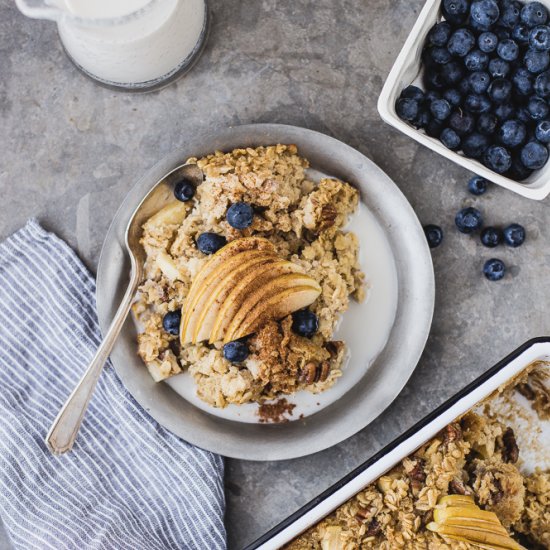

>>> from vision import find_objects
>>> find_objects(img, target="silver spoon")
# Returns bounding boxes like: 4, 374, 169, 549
46, 163, 203, 454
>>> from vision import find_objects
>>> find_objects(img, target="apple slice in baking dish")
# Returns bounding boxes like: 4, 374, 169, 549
224, 284, 321, 343
208, 259, 305, 344
144, 201, 189, 226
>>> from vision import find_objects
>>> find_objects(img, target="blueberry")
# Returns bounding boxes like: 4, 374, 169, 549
459, 79, 471, 95
483, 258, 506, 281
440, 127, 461, 149
401, 85, 425, 102
497, 38, 520, 61
483, 144, 513, 172
478, 31, 499, 52
463, 132, 490, 157
469, 71, 491, 94
534, 70, 550, 96
226, 202, 254, 229
512, 67, 534, 95
196, 232, 227, 254
520, 2, 548, 27
512, 23, 531, 43
428, 21, 453, 46
443, 0, 470, 23
465, 49, 490, 71
430, 46, 453, 64
426, 118, 445, 137
488, 78, 513, 103
174, 178, 196, 202
449, 110, 476, 135
223, 340, 249, 363
520, 140, 549, 168
535, 119, 550, 141
423, 224, 444, 248
413, 107, 431, 129
517, 106, 532, 122
396, 97, 419, 121
162, 310, 181, 336
441, 60, 465, 85
524, 49, 550, 73
503, 223, 526, 246
470, 0, 500, 29
468, 175, 489, 194
455, 207, 483, 233
498, 119, 527, 147
527, 95, 550, 119
424, 70, 446, 90
529, 24, 550, 51
489, 58, 511, 78
508, 156, 534, 179
495, 102, 516, 120
291, 309, 319, 338
430, 98, 452, 120
477, 113, 499, 135
498, 1, 521, 28
481, 227, 503, 247
448, 28, 476, 57
465, 93, 492, 113
443, 88, 463, 106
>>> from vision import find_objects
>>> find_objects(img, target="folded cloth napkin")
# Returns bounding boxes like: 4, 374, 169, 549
0, 220, 226, 550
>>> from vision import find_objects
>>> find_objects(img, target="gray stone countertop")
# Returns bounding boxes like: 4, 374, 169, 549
1, 0, 549, 548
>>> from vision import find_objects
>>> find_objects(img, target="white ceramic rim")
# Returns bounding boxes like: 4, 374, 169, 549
96, 123, 435, 461
377, 0, 550, 201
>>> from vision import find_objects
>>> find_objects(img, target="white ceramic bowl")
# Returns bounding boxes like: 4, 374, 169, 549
378, 0, 550, 201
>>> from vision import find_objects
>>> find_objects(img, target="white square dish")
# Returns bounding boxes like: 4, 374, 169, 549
377, 0, 550, 201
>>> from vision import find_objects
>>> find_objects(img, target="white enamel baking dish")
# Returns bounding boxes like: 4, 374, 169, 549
247, 337, 550, 549
377, 0, 550, 201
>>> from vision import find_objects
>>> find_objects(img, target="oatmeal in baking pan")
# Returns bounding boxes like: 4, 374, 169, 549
133, 144, 365, 408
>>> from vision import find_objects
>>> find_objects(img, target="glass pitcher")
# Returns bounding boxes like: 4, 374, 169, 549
16, 0, 209, 92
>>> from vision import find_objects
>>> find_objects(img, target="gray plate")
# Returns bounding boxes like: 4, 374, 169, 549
96, 124, 435, 461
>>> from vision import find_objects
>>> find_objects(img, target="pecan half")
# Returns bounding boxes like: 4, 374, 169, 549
300, 362, 318, 385
325, 340, 344, 358
449, 478, 472, 496
408, 457, 426, 482
318, 361, 331, 382
365, 518, 381, 537
501, 427, 519, 464
319, 204, 338, 231
442, 423, 462, 444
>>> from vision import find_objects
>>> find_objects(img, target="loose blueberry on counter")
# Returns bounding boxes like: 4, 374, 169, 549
470, 0, 500, 30
162, 310, 181, 336
465, 49, 490, 71
479, 31, 498, 53
497, 38, 520, 61
521, 2, 548, 27
196, 232, 227, 255
535, 119, 550, 141
520, 139, 549, 168
469, 71, 491, 94
477, 112, 499, 135
463, 133, 490, 158
503, 223, 526, 246
468, 175, 489, 195
483, 258, 506, 281
489, 57, 511, 78
483, 144, 513, 172
226, 202, 254, 230
428, 21, 452, 47
441, 127, 462, 149
423, 224, 444, 248
480, 227, 503, 247
396, 98, 419, 121
448, 28, 476, 57
430, 99, 452, 120
401, 85, 425, 102
455, 207, 483, 233
223, 340, 249, 363
291, 309, 319, 338
174, 178, 196, 202
524, 49, 550, 73
512, 67, 534, 95
498, 119, 527, 147
527, 95, 550, 119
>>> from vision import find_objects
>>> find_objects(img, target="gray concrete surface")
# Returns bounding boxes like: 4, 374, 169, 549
1, 0, 549, 548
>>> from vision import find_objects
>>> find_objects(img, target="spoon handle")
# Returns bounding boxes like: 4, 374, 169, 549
46, 268, 140, 454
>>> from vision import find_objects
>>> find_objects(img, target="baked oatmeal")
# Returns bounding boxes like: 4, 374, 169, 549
287, 363, 550, 550
133, 145, 365, 408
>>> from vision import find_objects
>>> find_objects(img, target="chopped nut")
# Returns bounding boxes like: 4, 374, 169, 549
365, 518, 381, 537
442, 423, 462, 444
301, 362, 318, 385
326, 340, 345, 357
449, 478, 472, 496
319, 204, 338, 231
407, 457, 426, 482
501, 428, 519, 464
319, 361, 331, 382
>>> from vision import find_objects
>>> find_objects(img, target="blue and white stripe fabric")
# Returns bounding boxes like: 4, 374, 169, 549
0, 220, 226, 550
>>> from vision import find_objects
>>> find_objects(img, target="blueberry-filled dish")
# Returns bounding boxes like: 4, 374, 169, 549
395, 0, 550, 181
132, 145, 365, 408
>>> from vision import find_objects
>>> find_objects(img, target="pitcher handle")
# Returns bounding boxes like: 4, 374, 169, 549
15, 0, 64, 21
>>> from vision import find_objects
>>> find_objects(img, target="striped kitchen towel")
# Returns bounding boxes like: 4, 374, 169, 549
0, 220, 226, 550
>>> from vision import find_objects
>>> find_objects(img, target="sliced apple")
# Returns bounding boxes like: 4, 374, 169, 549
156, 250, 185, 281
209, 260, 305, 343
438, 495, 476, 508
225, 284, 321, 342
145, 201, 189, 226
426, 523, 521, 549
192, 254, 279, 343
